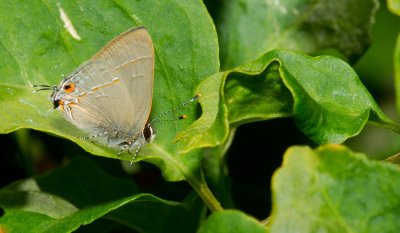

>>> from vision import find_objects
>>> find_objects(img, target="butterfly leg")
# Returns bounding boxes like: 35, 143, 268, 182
129, 142, 143, 165
124, 139, 144, 165
118, 142, 131, 156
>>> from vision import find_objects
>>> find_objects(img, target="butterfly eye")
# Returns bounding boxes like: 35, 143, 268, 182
63, 83, 75, 93
53, 99, 61, 109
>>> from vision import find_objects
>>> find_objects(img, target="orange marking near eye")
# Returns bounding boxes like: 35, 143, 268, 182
59, 100, 65, 112
64, 83, 75, 93
67, 102, 76, 106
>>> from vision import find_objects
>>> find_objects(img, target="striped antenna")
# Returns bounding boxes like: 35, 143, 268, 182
150, 94, 201, 125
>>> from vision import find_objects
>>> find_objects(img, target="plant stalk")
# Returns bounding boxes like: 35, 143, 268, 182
186, 176, 223, 212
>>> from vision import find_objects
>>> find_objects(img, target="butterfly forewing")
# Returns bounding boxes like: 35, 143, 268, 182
61, 27, 154, 145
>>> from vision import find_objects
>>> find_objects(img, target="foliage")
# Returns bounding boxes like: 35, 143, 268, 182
1, 0, 400, 232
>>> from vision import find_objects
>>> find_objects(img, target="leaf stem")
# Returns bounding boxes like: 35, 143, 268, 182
368, 120, 400, 134
186, 175, 223, 212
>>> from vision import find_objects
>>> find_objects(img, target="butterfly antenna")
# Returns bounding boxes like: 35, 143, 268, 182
150, 94, 201, 125
152, 115, 188, 123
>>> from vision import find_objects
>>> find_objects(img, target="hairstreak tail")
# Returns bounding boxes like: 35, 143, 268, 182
33, 26, 200, 164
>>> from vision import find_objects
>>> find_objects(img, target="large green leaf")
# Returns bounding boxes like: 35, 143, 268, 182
0, 157, 206, 233
270, 144, 400, 232
216, 0, 379, 70
388, 0, 400, 15
0, 0, 219, 185
395, 34, 400, 125
178, 50, 400, 150
197, 210, 269, 233
389, 1, 400, 137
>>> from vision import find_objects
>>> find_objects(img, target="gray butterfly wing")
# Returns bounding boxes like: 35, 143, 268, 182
59, 27, 154, 145
90, 27, 154, 138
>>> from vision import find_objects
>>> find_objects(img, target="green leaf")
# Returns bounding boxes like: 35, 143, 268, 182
395, 34, 400, 118
197, 210, 269, 233
0, 157, 206, 233
0, 0, 219, 185
388, 0, 400, 15
271, 144, 400, 232
178, 50, 400, 150
215, 0, 379, 70
175, 72, 230, 152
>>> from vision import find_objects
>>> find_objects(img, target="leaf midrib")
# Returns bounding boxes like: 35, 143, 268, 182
313, 165, 356, 233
